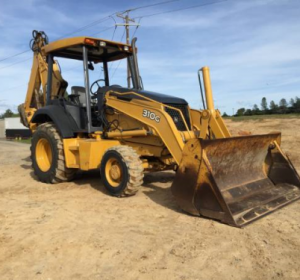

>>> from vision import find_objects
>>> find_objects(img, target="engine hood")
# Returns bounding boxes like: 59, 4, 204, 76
106, 86, 188, 105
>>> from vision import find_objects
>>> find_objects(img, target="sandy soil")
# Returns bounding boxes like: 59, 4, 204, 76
0, 119, 300, 280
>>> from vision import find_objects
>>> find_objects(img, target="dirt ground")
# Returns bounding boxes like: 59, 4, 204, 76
0, 118, 300, 280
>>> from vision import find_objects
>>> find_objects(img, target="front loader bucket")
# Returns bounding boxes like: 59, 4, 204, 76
171, 133, 300, 227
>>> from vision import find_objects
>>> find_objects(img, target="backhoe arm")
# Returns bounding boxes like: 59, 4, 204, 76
19, 31, 68, 129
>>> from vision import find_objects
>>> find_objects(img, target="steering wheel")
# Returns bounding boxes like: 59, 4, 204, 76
90, 79, 105, 96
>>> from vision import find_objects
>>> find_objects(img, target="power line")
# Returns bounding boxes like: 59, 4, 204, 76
0, 0, 185, 64
0, 50, 29, 63
0, 63, 89, 96
121, 0, 182, 12
111, 27, 117, 41
110, 30, 126, 81
0, 64, 89, 96
133, 0, 227, 19
89, 26, 115, 37
0, 17, 114, 63
0, 26, 116, 71
110, 56, 124, 81
0, 58, 31, 70
60, 16, 114, 38
0, 27, 120, 94
0, 0, 227, 73
0, 83, 27, 95
110, 0, 228, 83
108, 28, 126, 75
110, 16, 118, 41
131, 18, 142, 39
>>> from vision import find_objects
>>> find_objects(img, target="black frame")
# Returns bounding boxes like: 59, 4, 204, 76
46, 54, 53, 105
82, 46, 93, 133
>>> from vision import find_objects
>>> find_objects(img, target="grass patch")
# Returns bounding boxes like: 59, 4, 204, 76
14, 138, 31, 144
225, 114, 300, 121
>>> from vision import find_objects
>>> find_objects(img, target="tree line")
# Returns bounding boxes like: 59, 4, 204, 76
234, 97, 300, 117
0, 109, 19, 119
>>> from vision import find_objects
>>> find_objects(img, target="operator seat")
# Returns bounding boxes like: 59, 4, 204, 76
71, 86, 86, 107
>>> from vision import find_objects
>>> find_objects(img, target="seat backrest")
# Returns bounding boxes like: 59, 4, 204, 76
71, 86, 86, 107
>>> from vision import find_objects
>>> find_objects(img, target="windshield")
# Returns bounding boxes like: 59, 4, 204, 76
56, 55, 129, 93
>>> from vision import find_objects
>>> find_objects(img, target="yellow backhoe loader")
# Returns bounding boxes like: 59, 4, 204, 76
19, 30, 300, 227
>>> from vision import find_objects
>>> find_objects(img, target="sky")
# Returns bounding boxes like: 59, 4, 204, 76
0, 0, 299, 115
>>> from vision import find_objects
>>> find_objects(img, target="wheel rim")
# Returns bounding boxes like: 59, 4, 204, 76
105, 158, 123, 187
36, 138, 53, 172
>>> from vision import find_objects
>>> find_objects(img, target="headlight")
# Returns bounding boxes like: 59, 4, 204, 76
99, 41, 106, 47
124, 46, 129, 51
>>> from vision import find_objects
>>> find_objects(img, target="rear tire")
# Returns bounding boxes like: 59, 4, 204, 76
100, 146, 144, 197
31, 122, 76, 183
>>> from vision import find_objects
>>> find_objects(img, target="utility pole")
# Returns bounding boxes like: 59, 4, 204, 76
116, 11, 140, 88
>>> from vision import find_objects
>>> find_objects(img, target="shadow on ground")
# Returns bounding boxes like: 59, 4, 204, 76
20, 161, 182, 214
72, 170, 108, 195
143, 171, 175, 184
142, 171, 182, 213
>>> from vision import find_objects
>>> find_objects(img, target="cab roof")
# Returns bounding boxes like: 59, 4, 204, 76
42, 36, 134, 62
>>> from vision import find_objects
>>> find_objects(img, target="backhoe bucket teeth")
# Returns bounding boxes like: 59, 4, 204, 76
171, 133, 300, 227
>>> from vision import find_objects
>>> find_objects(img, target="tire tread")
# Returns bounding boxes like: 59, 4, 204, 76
31, 122, 76, 184
105, 145, 144, 197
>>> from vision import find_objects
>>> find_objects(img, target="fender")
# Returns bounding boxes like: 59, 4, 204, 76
31, 105, 80, 138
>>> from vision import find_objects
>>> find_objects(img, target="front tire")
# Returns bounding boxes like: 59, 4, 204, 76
31, 122, 76, 183
100, 146, 144, 197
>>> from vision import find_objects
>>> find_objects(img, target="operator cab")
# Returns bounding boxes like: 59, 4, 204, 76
44, 36, 187, 133
44, 36, 143, 132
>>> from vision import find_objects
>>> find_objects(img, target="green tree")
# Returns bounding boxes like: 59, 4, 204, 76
244, 109, 252, 116
269, 100, 278, 114
0, 109, 14, 119
294, 97, 300, 112
261, 97, 268, 112
290, 98, 295, 107
236, 108, 245, 116
252, 104, 260, 115
222, 112, 229, 117
279, 98, 288, 113
279, 98, 288, 108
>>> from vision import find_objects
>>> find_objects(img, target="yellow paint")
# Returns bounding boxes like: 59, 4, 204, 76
106, 129, 148, 138
35, 138, 52, 172
42, 36, 133, 63
201, 66, 215, 112
105, 158, 122, 187
106, 90, 190, 164
63, 138, 120, 170
24, 50, 69, 127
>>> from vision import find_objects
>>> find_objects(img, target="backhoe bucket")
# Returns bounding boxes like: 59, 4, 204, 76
171, 133, 300, 227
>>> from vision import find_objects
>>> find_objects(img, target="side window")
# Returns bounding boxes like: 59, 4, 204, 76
55, 57, 85, 95
88, 61, 106, 89
107, 59, 128, 87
